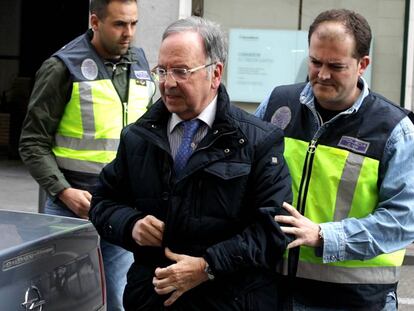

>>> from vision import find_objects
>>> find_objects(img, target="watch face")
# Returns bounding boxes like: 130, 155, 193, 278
205, 265, 215, 280
318, 227, 324, 240
207, 270, 215, 281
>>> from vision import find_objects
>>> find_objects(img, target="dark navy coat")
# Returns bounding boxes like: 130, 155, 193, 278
90, 84, 292, 310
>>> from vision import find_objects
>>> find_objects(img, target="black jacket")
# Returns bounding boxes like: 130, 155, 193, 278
90, 85, 292, 310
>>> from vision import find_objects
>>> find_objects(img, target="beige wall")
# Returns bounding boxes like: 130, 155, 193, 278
300, 0, 406, 105
205, 0, 406, 106
133, 0, 180, 69
205, 0, 301, 30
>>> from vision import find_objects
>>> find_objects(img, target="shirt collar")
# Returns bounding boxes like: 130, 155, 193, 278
300, 77, 369, 114
169, 95, 218, 133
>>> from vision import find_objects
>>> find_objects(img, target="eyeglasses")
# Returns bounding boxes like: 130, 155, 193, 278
153, 63, 216, 83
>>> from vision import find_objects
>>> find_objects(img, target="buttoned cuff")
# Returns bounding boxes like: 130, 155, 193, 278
47, 179, 71, 198
320, 222, 346, 263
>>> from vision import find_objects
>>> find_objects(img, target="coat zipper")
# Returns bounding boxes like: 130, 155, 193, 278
122, 102, 128, 127
107, 61, 132, 128
287, 96, 348, 276
297, 139, 318, 214
288, 138, 318, 277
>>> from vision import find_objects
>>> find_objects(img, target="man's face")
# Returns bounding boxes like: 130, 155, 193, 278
308, 22, 369, 110
91, 1, 138, 59
157, 31, 222, 120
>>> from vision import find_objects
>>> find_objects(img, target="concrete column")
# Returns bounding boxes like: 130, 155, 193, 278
133, 0, 181, 68
405, 0, 414, 110
179, 0, 192, 19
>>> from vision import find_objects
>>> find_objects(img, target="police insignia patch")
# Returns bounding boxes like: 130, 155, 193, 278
338, 136, 370, 154
81, 58, 98, 80
270, 106, 291, 130
134, 70, 150, 80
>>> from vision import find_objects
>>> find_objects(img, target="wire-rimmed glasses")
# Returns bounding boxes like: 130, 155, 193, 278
152, 62, 216, 83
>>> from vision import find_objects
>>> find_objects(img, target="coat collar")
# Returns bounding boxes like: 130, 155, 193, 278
134, 84, 247, 180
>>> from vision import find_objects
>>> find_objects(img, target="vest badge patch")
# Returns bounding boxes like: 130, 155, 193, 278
338, 136, 370, 154
270, 106, 291, 130
81, 58, 98, 80
134, 70, 151, 80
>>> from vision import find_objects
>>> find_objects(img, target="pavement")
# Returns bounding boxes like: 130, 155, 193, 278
0, 157, 39, 212
0, 156, 414, 309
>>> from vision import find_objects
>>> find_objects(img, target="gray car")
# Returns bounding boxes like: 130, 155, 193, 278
0, 210, 106, 311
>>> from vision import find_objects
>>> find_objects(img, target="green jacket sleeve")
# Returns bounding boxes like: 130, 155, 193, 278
19, 57, 72, 197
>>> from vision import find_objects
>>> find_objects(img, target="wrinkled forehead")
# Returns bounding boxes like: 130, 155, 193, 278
158, 31, 207, 64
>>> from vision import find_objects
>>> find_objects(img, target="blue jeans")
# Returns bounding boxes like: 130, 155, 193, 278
45, 197, 133, 311
291, 291, 397, 311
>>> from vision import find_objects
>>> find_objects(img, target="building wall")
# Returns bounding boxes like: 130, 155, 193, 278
0, 1, 411, 110
303, 0, 405, 105
204, 0, 407, 107
133, 0, 180, 69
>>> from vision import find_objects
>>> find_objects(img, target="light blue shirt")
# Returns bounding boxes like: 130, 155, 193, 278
256, 79, 414, 263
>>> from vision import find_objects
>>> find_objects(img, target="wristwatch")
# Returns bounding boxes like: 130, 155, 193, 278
318, 225, 324, 240
204, 263, 215, 281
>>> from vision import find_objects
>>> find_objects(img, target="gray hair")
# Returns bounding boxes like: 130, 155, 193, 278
162, 16, 228, 65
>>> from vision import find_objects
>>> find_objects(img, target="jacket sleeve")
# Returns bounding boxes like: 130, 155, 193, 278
204, 126, 293, 275
89, 128, 144, 252
19, 57, 72, 197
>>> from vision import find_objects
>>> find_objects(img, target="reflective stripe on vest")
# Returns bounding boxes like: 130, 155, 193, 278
52, 79, 148, 173
297, 261, 401, 284
54, 153, 111, 174
283, 137, 405, 284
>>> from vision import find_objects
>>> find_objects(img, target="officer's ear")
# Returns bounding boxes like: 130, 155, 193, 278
90, 14, 99, 32
358, 56, 370, 77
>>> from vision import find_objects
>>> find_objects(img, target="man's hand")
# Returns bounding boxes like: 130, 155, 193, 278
274, 202, 322, 249
58, 188, 91, 219
153, 248, 209, 306
132, 215, 165, 247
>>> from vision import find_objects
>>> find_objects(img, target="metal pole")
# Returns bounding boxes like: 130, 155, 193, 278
38, 187, 47, 213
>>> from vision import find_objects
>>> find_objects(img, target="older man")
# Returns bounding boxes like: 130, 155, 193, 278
89, 16, 292, 310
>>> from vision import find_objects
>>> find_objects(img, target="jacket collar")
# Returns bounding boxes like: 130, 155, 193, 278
135, 84, 246, 181
210, 84, 239, 133
135, 84, 241, 150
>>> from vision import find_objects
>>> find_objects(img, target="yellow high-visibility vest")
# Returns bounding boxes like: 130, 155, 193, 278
282, 137, 405, 284
52, 79, 150, 174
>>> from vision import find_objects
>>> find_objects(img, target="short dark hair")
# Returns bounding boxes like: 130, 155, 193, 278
162, 16, 228, 65
308, 9, 372, 59
90, 0, 137, 20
